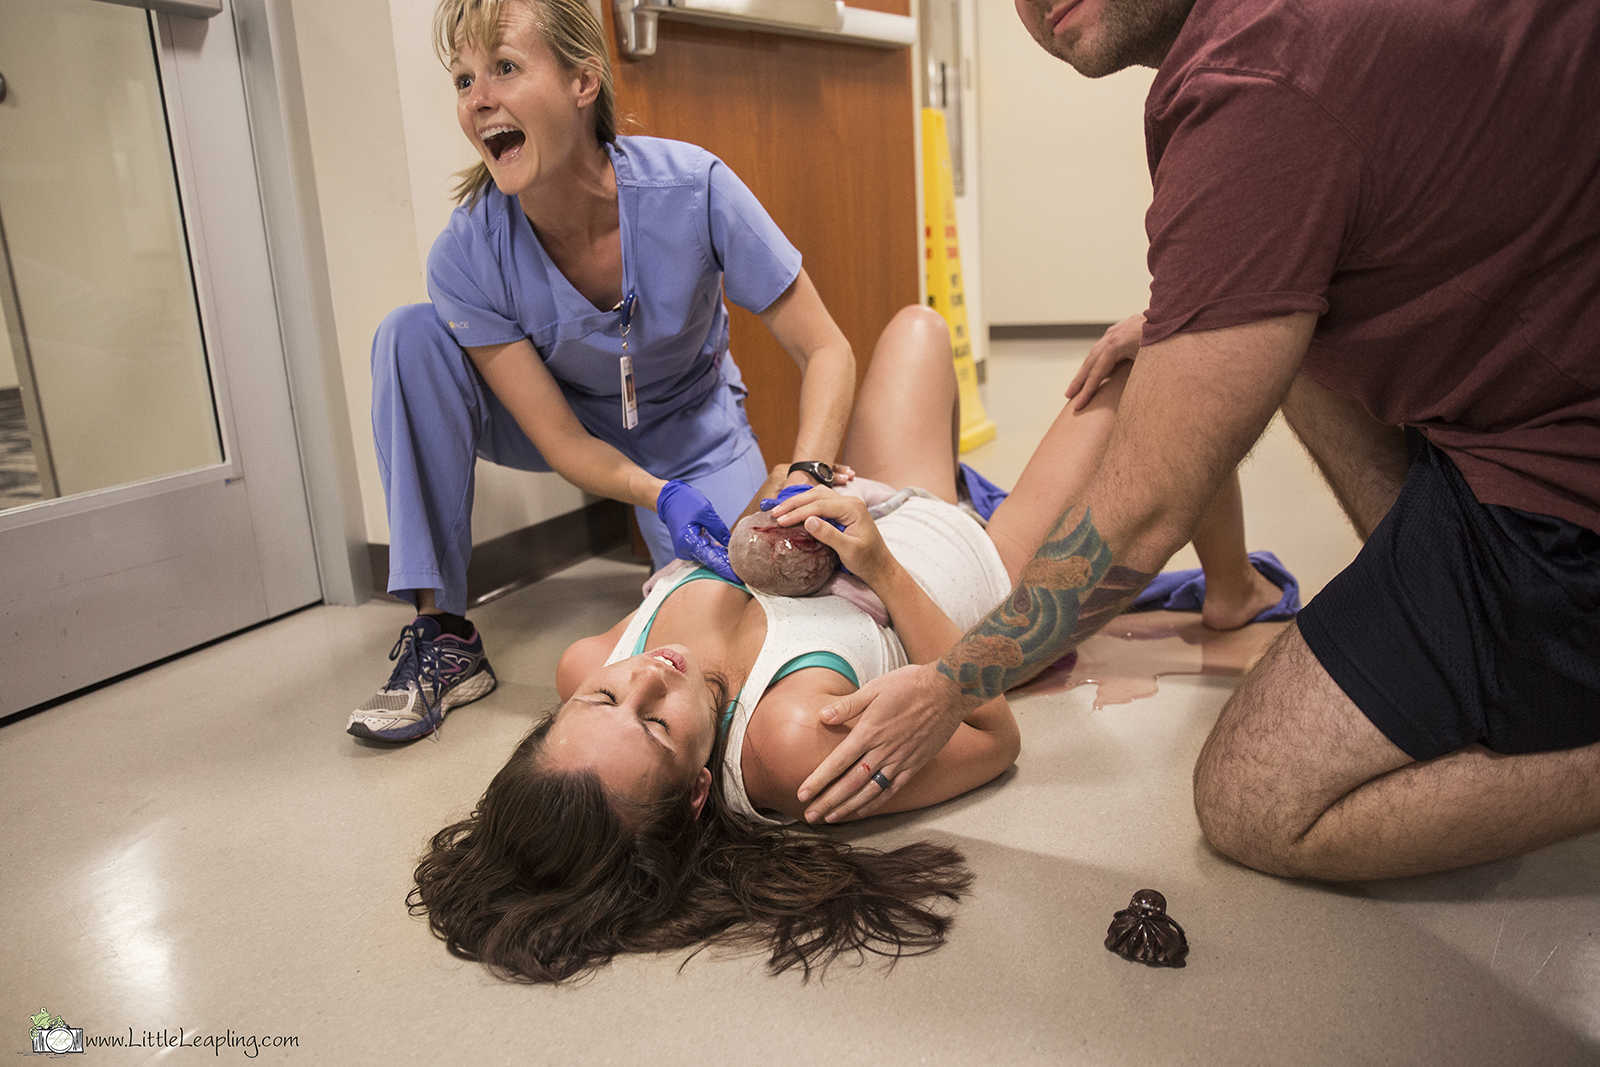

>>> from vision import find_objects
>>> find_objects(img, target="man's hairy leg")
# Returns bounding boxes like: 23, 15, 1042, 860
1280, 372, 1409, 541
1194, 622, 1600, 880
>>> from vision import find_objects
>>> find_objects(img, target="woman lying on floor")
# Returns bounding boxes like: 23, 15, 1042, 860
409, 307, 1259, 983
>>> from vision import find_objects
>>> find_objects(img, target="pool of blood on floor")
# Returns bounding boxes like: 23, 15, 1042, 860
1018, 610, 1289, 709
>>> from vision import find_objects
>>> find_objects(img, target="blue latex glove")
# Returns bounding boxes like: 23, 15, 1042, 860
656, 480, 739, 583
760, 484, 848, 531
759, 484, 817, 511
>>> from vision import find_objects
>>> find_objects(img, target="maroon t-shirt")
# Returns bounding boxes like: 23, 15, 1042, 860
1142, 0, 1600, 532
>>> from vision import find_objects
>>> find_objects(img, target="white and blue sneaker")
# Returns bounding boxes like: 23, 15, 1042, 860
347, 617, 496, 742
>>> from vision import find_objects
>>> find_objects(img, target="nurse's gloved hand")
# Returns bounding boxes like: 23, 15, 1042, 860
759, 484, 817, 511
656, 480, 740, 584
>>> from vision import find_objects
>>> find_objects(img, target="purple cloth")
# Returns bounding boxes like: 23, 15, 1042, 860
959, 463, 1008, 520
1130, 550, 1300, 621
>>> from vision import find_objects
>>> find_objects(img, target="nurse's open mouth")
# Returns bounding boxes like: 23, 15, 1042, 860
481, 125, 526, 160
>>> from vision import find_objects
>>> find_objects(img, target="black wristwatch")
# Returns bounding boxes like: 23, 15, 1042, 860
787, 461, 835, 487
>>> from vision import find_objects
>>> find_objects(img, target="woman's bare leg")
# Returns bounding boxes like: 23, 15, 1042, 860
986, 364, 1131, 584
1190, 470, 1284, 629
840, 306, 963, 503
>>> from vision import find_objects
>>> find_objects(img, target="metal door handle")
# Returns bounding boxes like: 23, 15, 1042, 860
615, 0, 914, 58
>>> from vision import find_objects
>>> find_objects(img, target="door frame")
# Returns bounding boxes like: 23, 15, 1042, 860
0, 0, 355, 714
232, 0, 374, 608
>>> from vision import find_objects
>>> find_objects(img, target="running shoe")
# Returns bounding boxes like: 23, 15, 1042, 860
347, 616, 496, 742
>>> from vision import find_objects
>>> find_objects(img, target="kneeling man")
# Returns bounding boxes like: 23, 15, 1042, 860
791, 0, 1600, 881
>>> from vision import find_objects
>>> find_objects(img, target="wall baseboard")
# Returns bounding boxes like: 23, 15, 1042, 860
989, 323, 1113, 341
367, 499, 635, 611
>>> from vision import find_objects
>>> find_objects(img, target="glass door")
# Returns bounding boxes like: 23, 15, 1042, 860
0, 0, 321, 715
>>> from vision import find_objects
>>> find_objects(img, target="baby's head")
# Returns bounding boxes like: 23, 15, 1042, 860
728, 512, 840, 596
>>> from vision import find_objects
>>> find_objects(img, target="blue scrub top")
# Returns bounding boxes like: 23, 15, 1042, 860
426, 136, 803, 482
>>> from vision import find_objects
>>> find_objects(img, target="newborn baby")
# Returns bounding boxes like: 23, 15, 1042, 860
728, 511, 841, 596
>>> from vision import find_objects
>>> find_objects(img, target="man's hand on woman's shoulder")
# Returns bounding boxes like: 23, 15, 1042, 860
796, 663, 977, 823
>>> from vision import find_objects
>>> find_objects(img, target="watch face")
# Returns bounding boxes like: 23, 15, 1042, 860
790, 461, 833, 485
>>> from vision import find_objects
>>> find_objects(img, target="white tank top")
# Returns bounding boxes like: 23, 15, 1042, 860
605, 489, 1011, 823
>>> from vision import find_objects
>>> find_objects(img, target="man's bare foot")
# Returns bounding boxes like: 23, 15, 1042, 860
1201, 565, 1284, 630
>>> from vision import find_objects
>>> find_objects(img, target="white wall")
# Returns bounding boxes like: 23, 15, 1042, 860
974, 5, 1152, 325
289, 0, 588, 548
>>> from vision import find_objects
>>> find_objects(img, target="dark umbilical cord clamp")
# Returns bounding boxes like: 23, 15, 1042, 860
1105, 889, 1189, 968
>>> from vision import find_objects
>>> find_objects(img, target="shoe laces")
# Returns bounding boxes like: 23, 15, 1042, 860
387, 622, 446, 741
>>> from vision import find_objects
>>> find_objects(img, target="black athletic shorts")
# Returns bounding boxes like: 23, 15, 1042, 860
1297, 431, 1600, 761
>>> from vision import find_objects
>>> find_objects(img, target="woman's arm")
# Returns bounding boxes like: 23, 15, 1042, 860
740, 489, 1019, 820
466, 338, 665, 509
757, 270, 856, 486
742, 671, 1018, 822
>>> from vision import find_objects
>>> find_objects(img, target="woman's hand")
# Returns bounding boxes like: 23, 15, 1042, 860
1065, 312, 1144, 410
766, 486, 895, 586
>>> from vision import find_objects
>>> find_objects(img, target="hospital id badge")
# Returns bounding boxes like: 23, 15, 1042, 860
620, 356, 639, 430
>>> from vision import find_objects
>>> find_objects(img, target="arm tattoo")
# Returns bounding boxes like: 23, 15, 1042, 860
937, 507, 1155, 700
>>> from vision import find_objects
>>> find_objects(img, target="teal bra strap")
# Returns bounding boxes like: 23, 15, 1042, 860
632, 567, 742, 655
631, 568, 859, 733
771, 650, 858, 687
720, 653, 857, 733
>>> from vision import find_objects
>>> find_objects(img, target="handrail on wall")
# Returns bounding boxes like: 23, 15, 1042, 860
614, 0, 916, 59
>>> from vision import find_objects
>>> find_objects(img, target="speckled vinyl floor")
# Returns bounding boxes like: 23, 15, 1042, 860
3, 341, 1596, 1065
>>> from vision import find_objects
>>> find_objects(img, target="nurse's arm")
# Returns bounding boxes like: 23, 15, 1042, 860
464, 337, 666, 510
758, 269, 855, 487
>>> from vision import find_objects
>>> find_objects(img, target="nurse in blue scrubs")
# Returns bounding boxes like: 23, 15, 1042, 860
349, 0, 898, 742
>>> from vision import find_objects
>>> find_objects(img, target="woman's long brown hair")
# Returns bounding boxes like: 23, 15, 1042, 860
408, 709, 973, 983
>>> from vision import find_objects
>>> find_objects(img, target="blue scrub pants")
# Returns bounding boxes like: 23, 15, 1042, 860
371, 304, 768, 616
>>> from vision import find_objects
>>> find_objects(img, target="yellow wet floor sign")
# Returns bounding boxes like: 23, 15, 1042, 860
922, 107, 995, 452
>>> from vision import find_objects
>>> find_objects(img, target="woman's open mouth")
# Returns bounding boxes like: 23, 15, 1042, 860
480, 124, 526, 162
644, 648, 686, 674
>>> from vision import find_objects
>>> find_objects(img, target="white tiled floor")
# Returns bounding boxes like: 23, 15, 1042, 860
4, 340, 1597, 1065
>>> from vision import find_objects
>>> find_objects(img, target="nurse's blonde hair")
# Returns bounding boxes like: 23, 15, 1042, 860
434, 0, 617, 205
